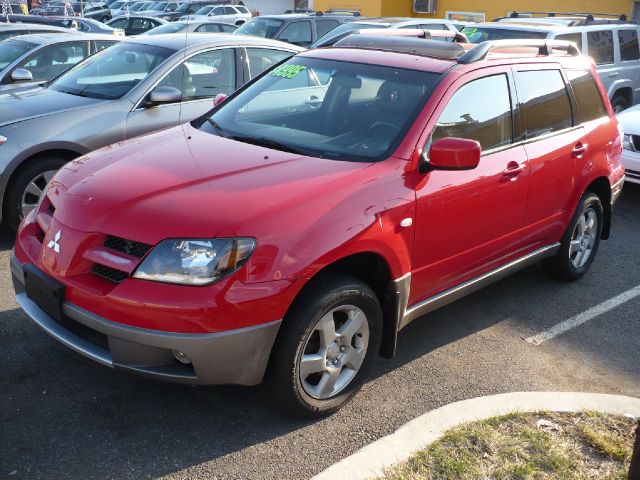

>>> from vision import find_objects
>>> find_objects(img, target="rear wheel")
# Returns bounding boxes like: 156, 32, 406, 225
268, 275, 382, 417
611, 94, 630, 114
4, 157, 68, 231
543, 192, 603, 281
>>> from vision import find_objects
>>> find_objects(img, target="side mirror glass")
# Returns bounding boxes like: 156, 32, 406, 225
425, 137, 481, 172
11, 68, 33, 83
213, 93, 228, 107
147, 86, 182, 107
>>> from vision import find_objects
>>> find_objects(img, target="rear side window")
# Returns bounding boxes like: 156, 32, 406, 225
618, 29, 640, 61
516, 70, 572, 138
567, 70, 607, 123
555, 33, 582, 51
315, 19, 339, 38
431, 74, 512, 151
587, 31, 614, 64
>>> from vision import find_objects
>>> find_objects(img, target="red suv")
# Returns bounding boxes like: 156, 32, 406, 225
12, 37, 625, 416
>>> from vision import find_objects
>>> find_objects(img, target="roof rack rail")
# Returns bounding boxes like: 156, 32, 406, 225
324, 8, 361, 16
458, 39, 580, 63
497, 11, 629, 22
345, 28, 469, 43
334, 33, 466, 59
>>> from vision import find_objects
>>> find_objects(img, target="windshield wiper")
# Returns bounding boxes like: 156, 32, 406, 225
230, 135, 311, 155
204, 118, 228, 138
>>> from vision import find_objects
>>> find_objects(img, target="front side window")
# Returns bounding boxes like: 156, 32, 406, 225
278, 21, 312, 46
246, 48, 291, 78
516, 70, 572, 139
587, 30, 614, 64
198, 58, 440, 162
157, 48, 235, 101
212, 7, 224, 15
0, 39, 35, 71
431, 74, 512, 151
567, 70, 607, 123
555, 32, 583, 52
19, 42, 88, 82
235, 18, 284, 38
108, 18, 129, 28
618, 29, 640, 61
50, 43, 174, 100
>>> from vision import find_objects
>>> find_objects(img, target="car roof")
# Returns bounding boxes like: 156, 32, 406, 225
126, 32, 305, 50
255, 13, 355, 20
0, 23, 70, 32
468, 21, 640, 33
4, 32, 119, 44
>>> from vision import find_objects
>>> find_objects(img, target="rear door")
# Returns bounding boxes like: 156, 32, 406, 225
513, 67, 586, 246
410, 68, 530, 303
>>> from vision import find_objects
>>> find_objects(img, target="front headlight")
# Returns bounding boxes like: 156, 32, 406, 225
133, 238, 256, 285
622, 134, 637, 152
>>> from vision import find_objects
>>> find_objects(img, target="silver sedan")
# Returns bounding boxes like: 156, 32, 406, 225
0, 34, 303, 230
0, 33, 121, 92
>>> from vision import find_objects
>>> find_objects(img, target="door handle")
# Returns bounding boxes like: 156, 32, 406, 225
304, 96, 323, 108
572, 143, 588, 157
502, 161, 526, 177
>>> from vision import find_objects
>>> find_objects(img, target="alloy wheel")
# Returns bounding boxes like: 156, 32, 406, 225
569, 207, 598, 269
299, 305, 369, 400
21, 170, 56, 218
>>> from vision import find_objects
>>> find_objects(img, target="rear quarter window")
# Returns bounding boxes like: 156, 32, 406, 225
554, 32, 583, 52
515, 70, 573, 138
618, 29, 640, 61
567, 70, 607, 122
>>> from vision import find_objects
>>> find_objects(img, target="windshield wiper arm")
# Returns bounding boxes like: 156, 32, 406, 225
205, 118, 228, 138
230, 135, 310, 155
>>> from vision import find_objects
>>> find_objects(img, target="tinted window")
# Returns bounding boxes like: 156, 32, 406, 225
555, 32, 582, 51
220, 24, 237, 33
618, 29, 640, 61
587, 31, 614, 64
278, 21, 312, 46
108, 18, 129, 28
462, 26, 546, 44
131, 18, 153, 30
158, 48, 235, 101
236, 5, 249, 14
315, 19, 339, 37
0, 39, 34, 71
432, 74, 512, 151
246, 48, 291, 78
419, 23, 446, 30
567, 70, 607, 123
516, 70, 572, 138
212, 7, 224, 15
235, 18, 283, 38
195, 23, 221, 32
224, 6, 235, 14
95, 41, 117, 52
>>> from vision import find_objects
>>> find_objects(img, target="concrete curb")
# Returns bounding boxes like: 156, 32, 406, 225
311, 392, 640, 480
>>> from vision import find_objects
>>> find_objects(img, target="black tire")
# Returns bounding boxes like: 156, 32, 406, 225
611, 94, 630, 114
235, 20, 245, 26
101, 15, 110, 22
4, 156, 68, 232
543, 192, 603, 282
267, 275, 382, 418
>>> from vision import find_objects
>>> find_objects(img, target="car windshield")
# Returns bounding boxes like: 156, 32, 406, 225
0, 39, 35, 70
234, 18, 283, 38
49, 42, 174, 100
110, 1, 125, 8
198, 57, 440, 162
194, 6, 213, 15
462, 26, 547, 43
309, 22, 384, 48
130, 2, 150, 11
149, 1, 167, 11
143, 21, 185, 34
175, 2, 191, 12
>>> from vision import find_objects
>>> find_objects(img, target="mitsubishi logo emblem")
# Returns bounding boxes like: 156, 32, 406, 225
47, 230, 61, 254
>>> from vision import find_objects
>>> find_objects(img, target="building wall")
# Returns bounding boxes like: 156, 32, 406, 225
314, 0, 633, 21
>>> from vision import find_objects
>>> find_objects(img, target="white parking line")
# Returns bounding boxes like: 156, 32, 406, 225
526, 285, 640, 345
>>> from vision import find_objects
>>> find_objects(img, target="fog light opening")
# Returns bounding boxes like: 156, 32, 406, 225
172, 350, 191, 365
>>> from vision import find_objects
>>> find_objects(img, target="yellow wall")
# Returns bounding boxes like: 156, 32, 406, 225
316, 0, 632, 22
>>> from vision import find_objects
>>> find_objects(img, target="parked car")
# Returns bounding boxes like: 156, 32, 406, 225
108, 0, 134, 17
149, 0, 217, 21
106, 15, 166, 35
616, 106, 640, 183
0, 34, 303, 229
8, 15, 122, 35
235, 12, 359, 47
127, 1, 154, 13
0, 33, 119, 91
0, 22, 70, 42
179, 4, 251, 26
142, 20, 236, 35
137, 0, 183, 17
309, 16, 461, 48
41, 2, 113, 21
461, 19, 640, 112
9, 36, 624, 416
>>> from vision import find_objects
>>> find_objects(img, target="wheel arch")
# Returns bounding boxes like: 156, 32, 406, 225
609, 84, 633, 107
584, 176, 612, 239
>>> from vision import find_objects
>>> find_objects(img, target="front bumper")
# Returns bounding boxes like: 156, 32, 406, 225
622, 149, 640, 184
11, 254, 281, 386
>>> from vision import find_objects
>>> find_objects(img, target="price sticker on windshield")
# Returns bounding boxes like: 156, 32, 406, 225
270, 64, 307, 79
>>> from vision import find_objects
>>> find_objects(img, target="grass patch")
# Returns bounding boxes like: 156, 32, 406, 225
381, 411, 636, 480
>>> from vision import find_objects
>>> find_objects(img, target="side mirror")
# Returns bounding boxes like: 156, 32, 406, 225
146, 86, 182, 107
423, 137, 481, 172
11, 68, 33, 83
213, 93, 228, 107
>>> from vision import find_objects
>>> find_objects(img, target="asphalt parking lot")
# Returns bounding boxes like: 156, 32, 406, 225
1, 183, 639, 480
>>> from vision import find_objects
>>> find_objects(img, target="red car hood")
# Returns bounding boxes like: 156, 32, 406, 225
50, 124, 371, 243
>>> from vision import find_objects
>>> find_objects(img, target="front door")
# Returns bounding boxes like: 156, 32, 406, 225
410, 70, 529, 304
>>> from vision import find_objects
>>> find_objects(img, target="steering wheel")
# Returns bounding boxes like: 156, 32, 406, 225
369, 121, 400, 136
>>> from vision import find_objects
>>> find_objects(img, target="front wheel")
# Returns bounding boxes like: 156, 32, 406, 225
268, 275, 382, 417
543, 192, 603, 281
4, 156, 68, 231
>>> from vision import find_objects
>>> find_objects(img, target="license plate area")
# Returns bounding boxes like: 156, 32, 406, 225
24, 264, 65, 322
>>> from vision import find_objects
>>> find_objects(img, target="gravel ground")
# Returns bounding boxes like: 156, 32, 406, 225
1, 184, 639, 480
